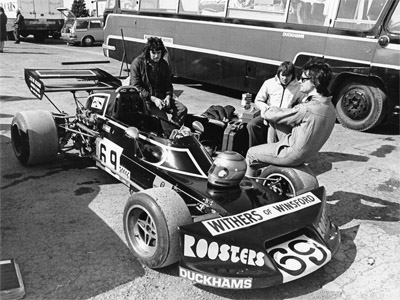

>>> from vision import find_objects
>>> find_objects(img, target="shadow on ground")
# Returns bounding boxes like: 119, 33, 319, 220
308, 151, 369, 176
0, 96, 36, 102
0, 134, 144, 299
327, 191, 400, 226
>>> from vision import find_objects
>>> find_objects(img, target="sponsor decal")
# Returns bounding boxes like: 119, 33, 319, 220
183, 235, 265, 267
152, 175, 173, 189
96, 138, 123, 172
102, 124, 111, 133
2, 1, 17, 12
144, 34, 174, 45
119, 165, 131, 180
91, 96, 105, 110
179, 267, 252, 289
203, 192, 321, 236
282, 32, 305, 39
268, 235, 331, 283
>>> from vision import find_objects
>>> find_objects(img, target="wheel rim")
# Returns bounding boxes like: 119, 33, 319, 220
83, 37, 92, 45
262, 173, 296, 198
126, 205, 158, 258
341, 89, 371, 120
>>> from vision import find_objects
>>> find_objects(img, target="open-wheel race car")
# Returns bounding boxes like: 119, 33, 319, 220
11, 68, 340, 289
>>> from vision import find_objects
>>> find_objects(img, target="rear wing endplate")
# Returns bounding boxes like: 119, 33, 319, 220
24, 68, 122, 100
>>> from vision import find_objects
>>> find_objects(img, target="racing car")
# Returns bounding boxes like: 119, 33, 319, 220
11, 68, 340, 289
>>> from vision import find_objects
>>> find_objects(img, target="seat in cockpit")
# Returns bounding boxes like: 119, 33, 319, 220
109, 86, 179, 137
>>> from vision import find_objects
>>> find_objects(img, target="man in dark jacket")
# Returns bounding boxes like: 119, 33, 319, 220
130, 37, 187, 125
0, 7, 7, 52
13, 9, 24, 44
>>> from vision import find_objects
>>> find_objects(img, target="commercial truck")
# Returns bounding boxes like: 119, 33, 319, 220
0, 0, 64, 40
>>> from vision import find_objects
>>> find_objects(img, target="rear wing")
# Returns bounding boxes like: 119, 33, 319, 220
25, 68, 122, 100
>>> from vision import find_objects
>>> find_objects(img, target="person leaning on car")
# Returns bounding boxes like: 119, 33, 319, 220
245, 59, 336, 177
129, 37, 187, 126
247, 61, 306, 147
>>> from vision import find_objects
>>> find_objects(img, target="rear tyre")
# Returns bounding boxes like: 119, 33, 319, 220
11, 110, 58, 165
257, 165, 319, 198
123, 188, 192, 268
335, 78, 387, 131
81, 36, 94, 46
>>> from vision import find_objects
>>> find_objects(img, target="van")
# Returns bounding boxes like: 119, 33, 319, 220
57, 8, 104, 46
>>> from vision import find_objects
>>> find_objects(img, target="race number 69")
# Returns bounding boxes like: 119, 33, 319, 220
268, 235, 331, 283
96, 138, 123, 171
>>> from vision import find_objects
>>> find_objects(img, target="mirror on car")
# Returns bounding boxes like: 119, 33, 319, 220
192, 120, 204, 133
125, 127, 139, 140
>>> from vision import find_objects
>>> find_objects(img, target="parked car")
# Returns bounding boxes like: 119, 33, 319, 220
57, 8, 104, 46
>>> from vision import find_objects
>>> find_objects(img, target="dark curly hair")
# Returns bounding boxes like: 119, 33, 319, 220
276, 61, 296, 79
143, 37, 167, 60
301, 59, 332, 96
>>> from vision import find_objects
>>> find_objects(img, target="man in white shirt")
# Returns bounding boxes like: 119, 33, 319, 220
247, 61, 305, 147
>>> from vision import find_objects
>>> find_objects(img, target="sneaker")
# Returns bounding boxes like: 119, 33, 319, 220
0, 50, 3, 53
14, 41, 20, 44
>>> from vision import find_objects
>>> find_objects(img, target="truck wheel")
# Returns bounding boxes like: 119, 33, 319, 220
335, 78, 387, 131
82, 36, 94, 46
11, 110, 58, 165
123, 188, 192, 268
257, 165, 319, 198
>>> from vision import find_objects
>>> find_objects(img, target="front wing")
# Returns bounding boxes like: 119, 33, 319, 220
178, 187, 340, 289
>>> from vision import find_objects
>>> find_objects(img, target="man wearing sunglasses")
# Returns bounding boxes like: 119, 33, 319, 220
130, 37, 187, 126
245, 59, 336, 177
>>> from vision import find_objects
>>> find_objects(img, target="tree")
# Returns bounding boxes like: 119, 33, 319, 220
71, 0, 90, 18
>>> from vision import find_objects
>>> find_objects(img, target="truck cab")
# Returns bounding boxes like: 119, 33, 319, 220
1, 0, 64, 40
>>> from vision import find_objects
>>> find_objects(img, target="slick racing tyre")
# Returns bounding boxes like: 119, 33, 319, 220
123, 188, 192, 268
257, 164, 319, 198
11, 110, 58, 165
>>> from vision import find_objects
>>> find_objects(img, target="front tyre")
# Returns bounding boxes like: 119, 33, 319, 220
123, 188, 192, 268
335, 78, 387, 131
11, 110, 58, 165
257, 165, 319, 198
